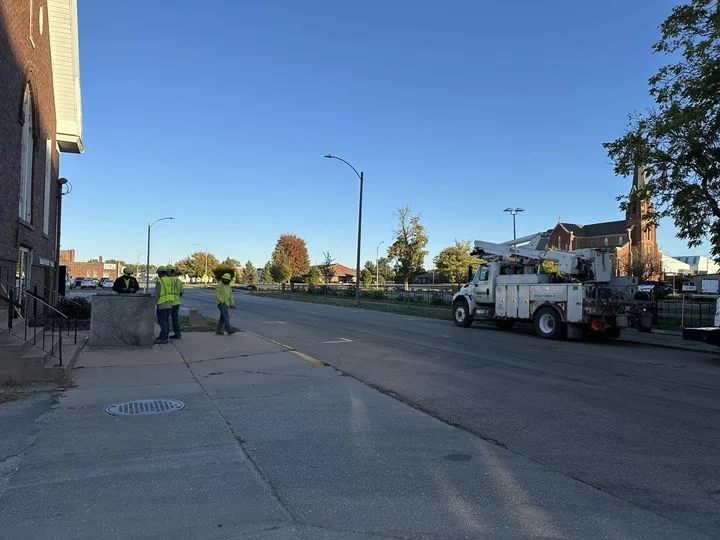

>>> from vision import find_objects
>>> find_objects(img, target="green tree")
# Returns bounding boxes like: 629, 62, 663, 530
222, 257, 241, 267
308, 266, 321, 285
622, 245, 663, 281
262, 261, 273, 283
319, 251, 335, 284
387, 206, 429, 286
604, 0, 720, 261
433, 240, 483, 283
105, 259, 125, 265
361, 268, 373, 288
177, 251, 219, 279
242, 260, 256, 283
213, 265, 238, 283
269, 258, 292, 283
271, 234, 311, 277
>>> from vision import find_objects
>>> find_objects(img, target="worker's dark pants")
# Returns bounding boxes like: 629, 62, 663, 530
217, 303, 232, 333
171, 305, 181, 336
156, 308, 171, 340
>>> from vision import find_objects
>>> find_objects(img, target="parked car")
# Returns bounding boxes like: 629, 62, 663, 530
681, 281, 697, 293
72, 277, 84, 289
637, 281, 673, 298
99, 277, 114, 289
80, 278, 98, 289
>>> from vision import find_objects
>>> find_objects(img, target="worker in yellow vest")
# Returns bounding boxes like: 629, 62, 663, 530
166, 265, 184, 339
215, 272, 237, 335
154, 266, 174, 344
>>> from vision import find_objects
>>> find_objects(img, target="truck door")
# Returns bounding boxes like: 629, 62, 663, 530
472, 265, 492, 304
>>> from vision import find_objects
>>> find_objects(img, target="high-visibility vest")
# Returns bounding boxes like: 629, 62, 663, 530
156, 276, 175, 305
171, 277, 184, 306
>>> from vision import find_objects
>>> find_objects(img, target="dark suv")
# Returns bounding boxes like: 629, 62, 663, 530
637, 281, 673, 299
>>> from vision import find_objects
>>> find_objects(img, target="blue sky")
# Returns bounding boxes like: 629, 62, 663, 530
59, 0, 704, 268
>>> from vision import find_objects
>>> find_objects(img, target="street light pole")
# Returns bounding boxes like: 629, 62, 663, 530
503, 208, 525, 241
325, 154, 364, 306
375, 240, 384, 291
146, 217, 174, 291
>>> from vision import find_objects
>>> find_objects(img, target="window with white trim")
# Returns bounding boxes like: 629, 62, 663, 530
19, 85, 34, 223
43, 138, 52, 235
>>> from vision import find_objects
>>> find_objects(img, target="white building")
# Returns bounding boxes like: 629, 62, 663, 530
661, 254, 691, 276
672, 256, 720, 275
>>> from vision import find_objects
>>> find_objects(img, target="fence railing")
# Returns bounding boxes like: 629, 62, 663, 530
0, 279, 82, 366
654, 298, 718, 328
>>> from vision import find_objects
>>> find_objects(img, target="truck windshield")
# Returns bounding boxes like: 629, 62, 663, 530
473, 266, 489, 283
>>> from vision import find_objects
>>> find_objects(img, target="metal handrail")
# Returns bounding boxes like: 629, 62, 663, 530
22, 288, 69, 319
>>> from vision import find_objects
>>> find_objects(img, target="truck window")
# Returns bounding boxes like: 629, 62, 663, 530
474, 266, 489, 283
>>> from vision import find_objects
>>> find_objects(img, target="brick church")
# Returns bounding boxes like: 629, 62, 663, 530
545, 166, 658, 277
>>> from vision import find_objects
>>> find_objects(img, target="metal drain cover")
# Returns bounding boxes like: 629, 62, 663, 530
105, 399, 185, 417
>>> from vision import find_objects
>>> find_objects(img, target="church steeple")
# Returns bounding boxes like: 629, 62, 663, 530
632, 164, 647, 189
625, 164, 656, 251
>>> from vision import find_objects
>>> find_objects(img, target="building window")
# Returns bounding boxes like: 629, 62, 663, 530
43, 138, 52, 235
29, 0, 35, 47
19, 85, 34, 223
39, 5, 44, 36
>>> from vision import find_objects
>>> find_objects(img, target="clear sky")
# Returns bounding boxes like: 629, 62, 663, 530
59, 0, 705, 268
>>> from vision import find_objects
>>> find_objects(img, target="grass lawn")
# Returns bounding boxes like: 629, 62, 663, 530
252, 291, 451, 320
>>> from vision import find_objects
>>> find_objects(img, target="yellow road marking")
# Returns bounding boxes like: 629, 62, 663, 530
291, 350, 325, 368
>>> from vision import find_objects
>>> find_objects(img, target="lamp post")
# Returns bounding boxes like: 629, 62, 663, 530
325, 154, 363, 306
375, 241, 384, 290
193, 243, 209, 283
503, 208, 525, 241
146, 217, 174, 291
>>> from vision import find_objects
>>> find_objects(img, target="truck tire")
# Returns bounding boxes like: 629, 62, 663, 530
453, 299, 473, 328
534, 306, 564, 340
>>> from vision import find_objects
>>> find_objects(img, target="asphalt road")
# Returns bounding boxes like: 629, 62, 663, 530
182, 288, 720, 538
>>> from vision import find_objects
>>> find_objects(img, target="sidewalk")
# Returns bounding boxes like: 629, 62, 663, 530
0, 331, 711, 539
617, 327, 719, 353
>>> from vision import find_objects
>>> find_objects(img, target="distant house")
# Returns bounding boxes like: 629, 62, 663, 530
59, 250, 120, 280
312, 264, 356, 284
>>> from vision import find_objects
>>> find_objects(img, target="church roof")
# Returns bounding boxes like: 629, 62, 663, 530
558, 220, 628, 237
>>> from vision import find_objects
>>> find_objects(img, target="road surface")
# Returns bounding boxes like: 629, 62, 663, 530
182, 288, 720, 538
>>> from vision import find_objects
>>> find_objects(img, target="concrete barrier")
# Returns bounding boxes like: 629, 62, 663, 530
90, 294, 155, 347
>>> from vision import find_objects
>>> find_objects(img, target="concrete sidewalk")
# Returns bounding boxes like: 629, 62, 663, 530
617, 327, 719, 353
0, 331, 712, 539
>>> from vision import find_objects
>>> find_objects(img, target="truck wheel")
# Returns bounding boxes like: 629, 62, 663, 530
534, 307, 564, 340
495, 320, 515, 331
453, 299, 473, 328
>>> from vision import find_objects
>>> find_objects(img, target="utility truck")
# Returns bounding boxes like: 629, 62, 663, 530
451, 241, 653, 340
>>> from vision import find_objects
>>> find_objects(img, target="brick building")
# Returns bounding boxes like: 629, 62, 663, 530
546, 166, 658, 277
59, 250, 120, 281
0, 0, 83, 297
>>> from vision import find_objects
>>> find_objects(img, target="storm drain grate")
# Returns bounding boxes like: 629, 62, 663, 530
105, 399, 185, 417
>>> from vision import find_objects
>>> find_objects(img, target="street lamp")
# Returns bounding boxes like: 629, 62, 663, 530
193, 243, 209, 283
503, 208, 525, 241
375, 240, 384, 290
146, 216, 174, 291
325, 154, 363, 306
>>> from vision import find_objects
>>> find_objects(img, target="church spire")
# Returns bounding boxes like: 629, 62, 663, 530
632, 164, 647, 189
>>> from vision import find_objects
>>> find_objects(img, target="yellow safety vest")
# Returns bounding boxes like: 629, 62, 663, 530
171, 277, 184, 306
156, 276, 175, 305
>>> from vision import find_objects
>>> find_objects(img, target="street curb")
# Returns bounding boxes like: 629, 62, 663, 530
615, 337, 718, 355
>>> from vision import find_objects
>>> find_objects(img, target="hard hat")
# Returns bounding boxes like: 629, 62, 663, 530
166, 265, 175, 272
123, 267, 133, 275
157, 266, 166, 273
222, 273, 232, 280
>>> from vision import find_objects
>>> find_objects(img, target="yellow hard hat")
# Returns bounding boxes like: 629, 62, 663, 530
222, 273, 232, 280
123, 267, 133, 275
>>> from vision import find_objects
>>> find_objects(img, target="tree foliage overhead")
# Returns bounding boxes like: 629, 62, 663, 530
433, 240, 483, 283
176, 251, 220, 278
603, 0, 720, 260
271, 234, 311, 277
387, 206, 429, 285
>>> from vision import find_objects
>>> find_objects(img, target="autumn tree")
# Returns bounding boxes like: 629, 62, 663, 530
433, 240, 483, 283
176, 251, 219, 279
387, 206, 429, 287
604, 0, 720, 261
242, 261, 256, 283
319, 251, 336, 284
622, 246, 662, 281
271, 234, 310, 277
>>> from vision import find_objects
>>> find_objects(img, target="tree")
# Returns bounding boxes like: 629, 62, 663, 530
622, 245, 662, 281
361, 268, 373, 288
222, 257, 241, 267
242, 260, 256, 283
387, 206, 429, 286
319, 251, 335, 284
176, 251, 219, 279
105, 259, 125, 265
604, 0, 720, 261
271, 234, 310, 277
262, 261, 273, 283
363, 259, 394, 284
308, 266, 321, 285
213, 265, 238, 283
269, 258, 292, 283
433, 240, 483, 283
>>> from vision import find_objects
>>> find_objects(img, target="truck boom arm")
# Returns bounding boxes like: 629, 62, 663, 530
473, 240, 584, 274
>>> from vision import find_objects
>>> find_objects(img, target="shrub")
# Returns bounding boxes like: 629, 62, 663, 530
56, 297, 91, 320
